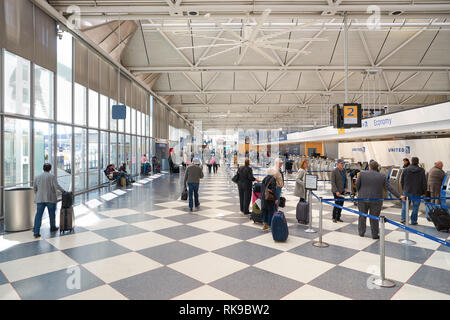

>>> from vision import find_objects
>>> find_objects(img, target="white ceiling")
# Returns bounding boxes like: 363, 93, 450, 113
48, 0, 450, 130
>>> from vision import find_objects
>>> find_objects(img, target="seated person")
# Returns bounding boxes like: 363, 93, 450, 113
141, 154, 151, 175
118, 163, 132, 185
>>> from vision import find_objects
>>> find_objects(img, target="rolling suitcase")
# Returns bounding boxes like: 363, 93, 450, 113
61, 191, 74, 209
271, 211, 289, 242
60, 207, 75, 233
296, 200, 309, 224
428, 207, 450, 232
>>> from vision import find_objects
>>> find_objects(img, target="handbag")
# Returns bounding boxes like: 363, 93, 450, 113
181, 187, 188, 201
264, 176, 276, 201
232, 169, 240, 183
279, 196, 286, 208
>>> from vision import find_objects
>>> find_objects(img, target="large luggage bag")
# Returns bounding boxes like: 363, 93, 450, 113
296, 200, 309, 224
61, 191, 74, 209
428, 207, 450, 232
253, 183, 262, 193
271, 211, 289, 242
250, 211, 263, 224
60, 207, 75, 234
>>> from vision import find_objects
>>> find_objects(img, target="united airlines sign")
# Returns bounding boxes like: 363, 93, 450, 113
352, 147, 366, 152
362, 118, 393, 128
388, 146, 410, 154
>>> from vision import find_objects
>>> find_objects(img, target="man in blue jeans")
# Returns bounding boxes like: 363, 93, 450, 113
183, 159, 204, 211
400, 157, 427, 225
33, 163, 66, 238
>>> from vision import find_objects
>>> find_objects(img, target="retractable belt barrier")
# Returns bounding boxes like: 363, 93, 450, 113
312, 192, 450, 248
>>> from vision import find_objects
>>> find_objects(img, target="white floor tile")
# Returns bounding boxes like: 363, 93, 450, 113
197, 209, 237, 217
201, 201, 231, 209
424, 250, 450, 271
131, 218, 182, 232
157, 201, 188, 209
0, 251, 77, 282
385, 230, 442, 251
187, 219, 238, 232
391, 284, 450, 300
0, 284, 21, 300
339, 251, 421, 283
45, 232, 107, 250
171, 285, 239, 300
83, 252, 162, 284
0, 231, 39, 247
79, 217, 127, 231
254, 252, 335, 283
180, 232, 242, 251
98, 208, 140, 218
112, 232, 175, 251
320, 232, 376, 251
148, 208, 187, 218
282, 284, 351, 300
60, 284, 128, 300
247, 233, 310, 252
168, 252, 248, 284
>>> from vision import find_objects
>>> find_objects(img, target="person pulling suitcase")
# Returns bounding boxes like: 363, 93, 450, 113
33, 163, 66, 238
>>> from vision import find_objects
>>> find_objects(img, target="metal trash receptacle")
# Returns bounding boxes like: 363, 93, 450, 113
4, 187, 36, 232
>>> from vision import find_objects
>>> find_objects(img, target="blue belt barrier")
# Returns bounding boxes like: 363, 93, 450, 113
313, 192, 450, 248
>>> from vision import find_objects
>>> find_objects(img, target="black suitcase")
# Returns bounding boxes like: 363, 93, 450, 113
296, 200, 309, 224
428, 207, 450, 232
61, 191, 73, 209
60, 207, 75, 233
250, 211, 263, 224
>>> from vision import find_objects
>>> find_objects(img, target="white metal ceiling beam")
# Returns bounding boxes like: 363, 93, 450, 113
203, 72, 221, 91
174, 102, 420, 108
255, 72, 288, 104
182, 72, 202, 91
51, 4, 450, 14
130, 66, 450, 73
149, 19, 194, 67
195, 19, 233, 67
316, 71, 329, 92
249, 72, 266, 92
156, 90, 450, 95
392, 72, 420, 91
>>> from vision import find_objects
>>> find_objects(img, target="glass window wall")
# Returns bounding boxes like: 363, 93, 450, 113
4, 51, 31, 115
4, 118, 30, 186
74, 127, 86, 191
89, 89, 98, 128
74, 83, 86, 126
56, 125, 72, 190
88, 130, 99, 188
34, 65, 54, 119
34, 121, 54, 179
57, 32, 72, 123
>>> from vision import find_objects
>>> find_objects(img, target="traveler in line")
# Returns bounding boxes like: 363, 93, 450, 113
141, 154, 151, 175
273, 158, 284, 204
261, 167, 278, 231
426, 160, 445, 221
33, 163, 66, 238
237, 159, 261, 215
403, 158, 410, 169
184, 159, 204, 212
211, 156, 218, 174
356, 161, 405, 239
401, 156, 427, 225
330, 159, 347, 223
294, 158, 309, 202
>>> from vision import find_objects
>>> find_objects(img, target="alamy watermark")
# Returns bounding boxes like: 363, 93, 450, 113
66, 266, 81, 290
366, 265, 382, 290
366, 5, 381, 30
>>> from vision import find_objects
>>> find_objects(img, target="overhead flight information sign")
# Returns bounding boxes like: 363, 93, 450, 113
343, 103, 362, 128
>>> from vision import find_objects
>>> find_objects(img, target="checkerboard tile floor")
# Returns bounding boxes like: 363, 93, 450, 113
0, 168, 449, 300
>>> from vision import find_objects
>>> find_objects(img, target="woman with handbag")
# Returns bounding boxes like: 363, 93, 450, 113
273, 158, 285, 204
261, 167, 278, 231
294, 158, 309, 202
236, 159, 260, 215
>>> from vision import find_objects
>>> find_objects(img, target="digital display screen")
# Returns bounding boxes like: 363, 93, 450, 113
305, 174, 318, 190
391, 169, 398, 178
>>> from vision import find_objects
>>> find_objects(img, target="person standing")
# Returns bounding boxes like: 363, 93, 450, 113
356, 161, 405, 239
294, 158, 309, 202
403, 158, 410, 169
211, 156, 218, 174
184, 159, 204, 212
330, 159, 348, 223
426, 161, 445, 221
400, 157, 427, 225
237, 159, 260, 215
261, 168, 278, 231
33, 163, 66, 238
273, 158, 284, 204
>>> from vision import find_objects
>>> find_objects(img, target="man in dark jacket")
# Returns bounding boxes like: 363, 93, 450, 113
184, 159, 204, 211
426, 161, 445, 221
330, 159, 348, 223
400, 157, 427, 225
356, 161, 405, 239
237, 159, 260, 215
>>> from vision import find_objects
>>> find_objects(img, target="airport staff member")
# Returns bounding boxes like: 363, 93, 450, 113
33, 163, 66, 238
400, 157, 427, 225
356, 161, 406, 239
426, 161, 445, 221
184, 159, 204, 212
330, 159, 347, 223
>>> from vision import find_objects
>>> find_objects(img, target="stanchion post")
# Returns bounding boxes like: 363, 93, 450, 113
399, 196, 416, 245
305, 190, 317, 233
372, 215, 396, 288
313, 197, 329, 248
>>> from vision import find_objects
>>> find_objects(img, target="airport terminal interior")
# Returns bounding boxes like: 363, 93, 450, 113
0, 0, 449, 301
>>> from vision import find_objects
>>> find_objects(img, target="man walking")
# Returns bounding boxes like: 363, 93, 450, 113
426, 161, 445, 221
400, 157, 427, 225
330, 159, 348, 223
356, 161, 405, 239
33, 163, 66, 238
184, 159, 204, 212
